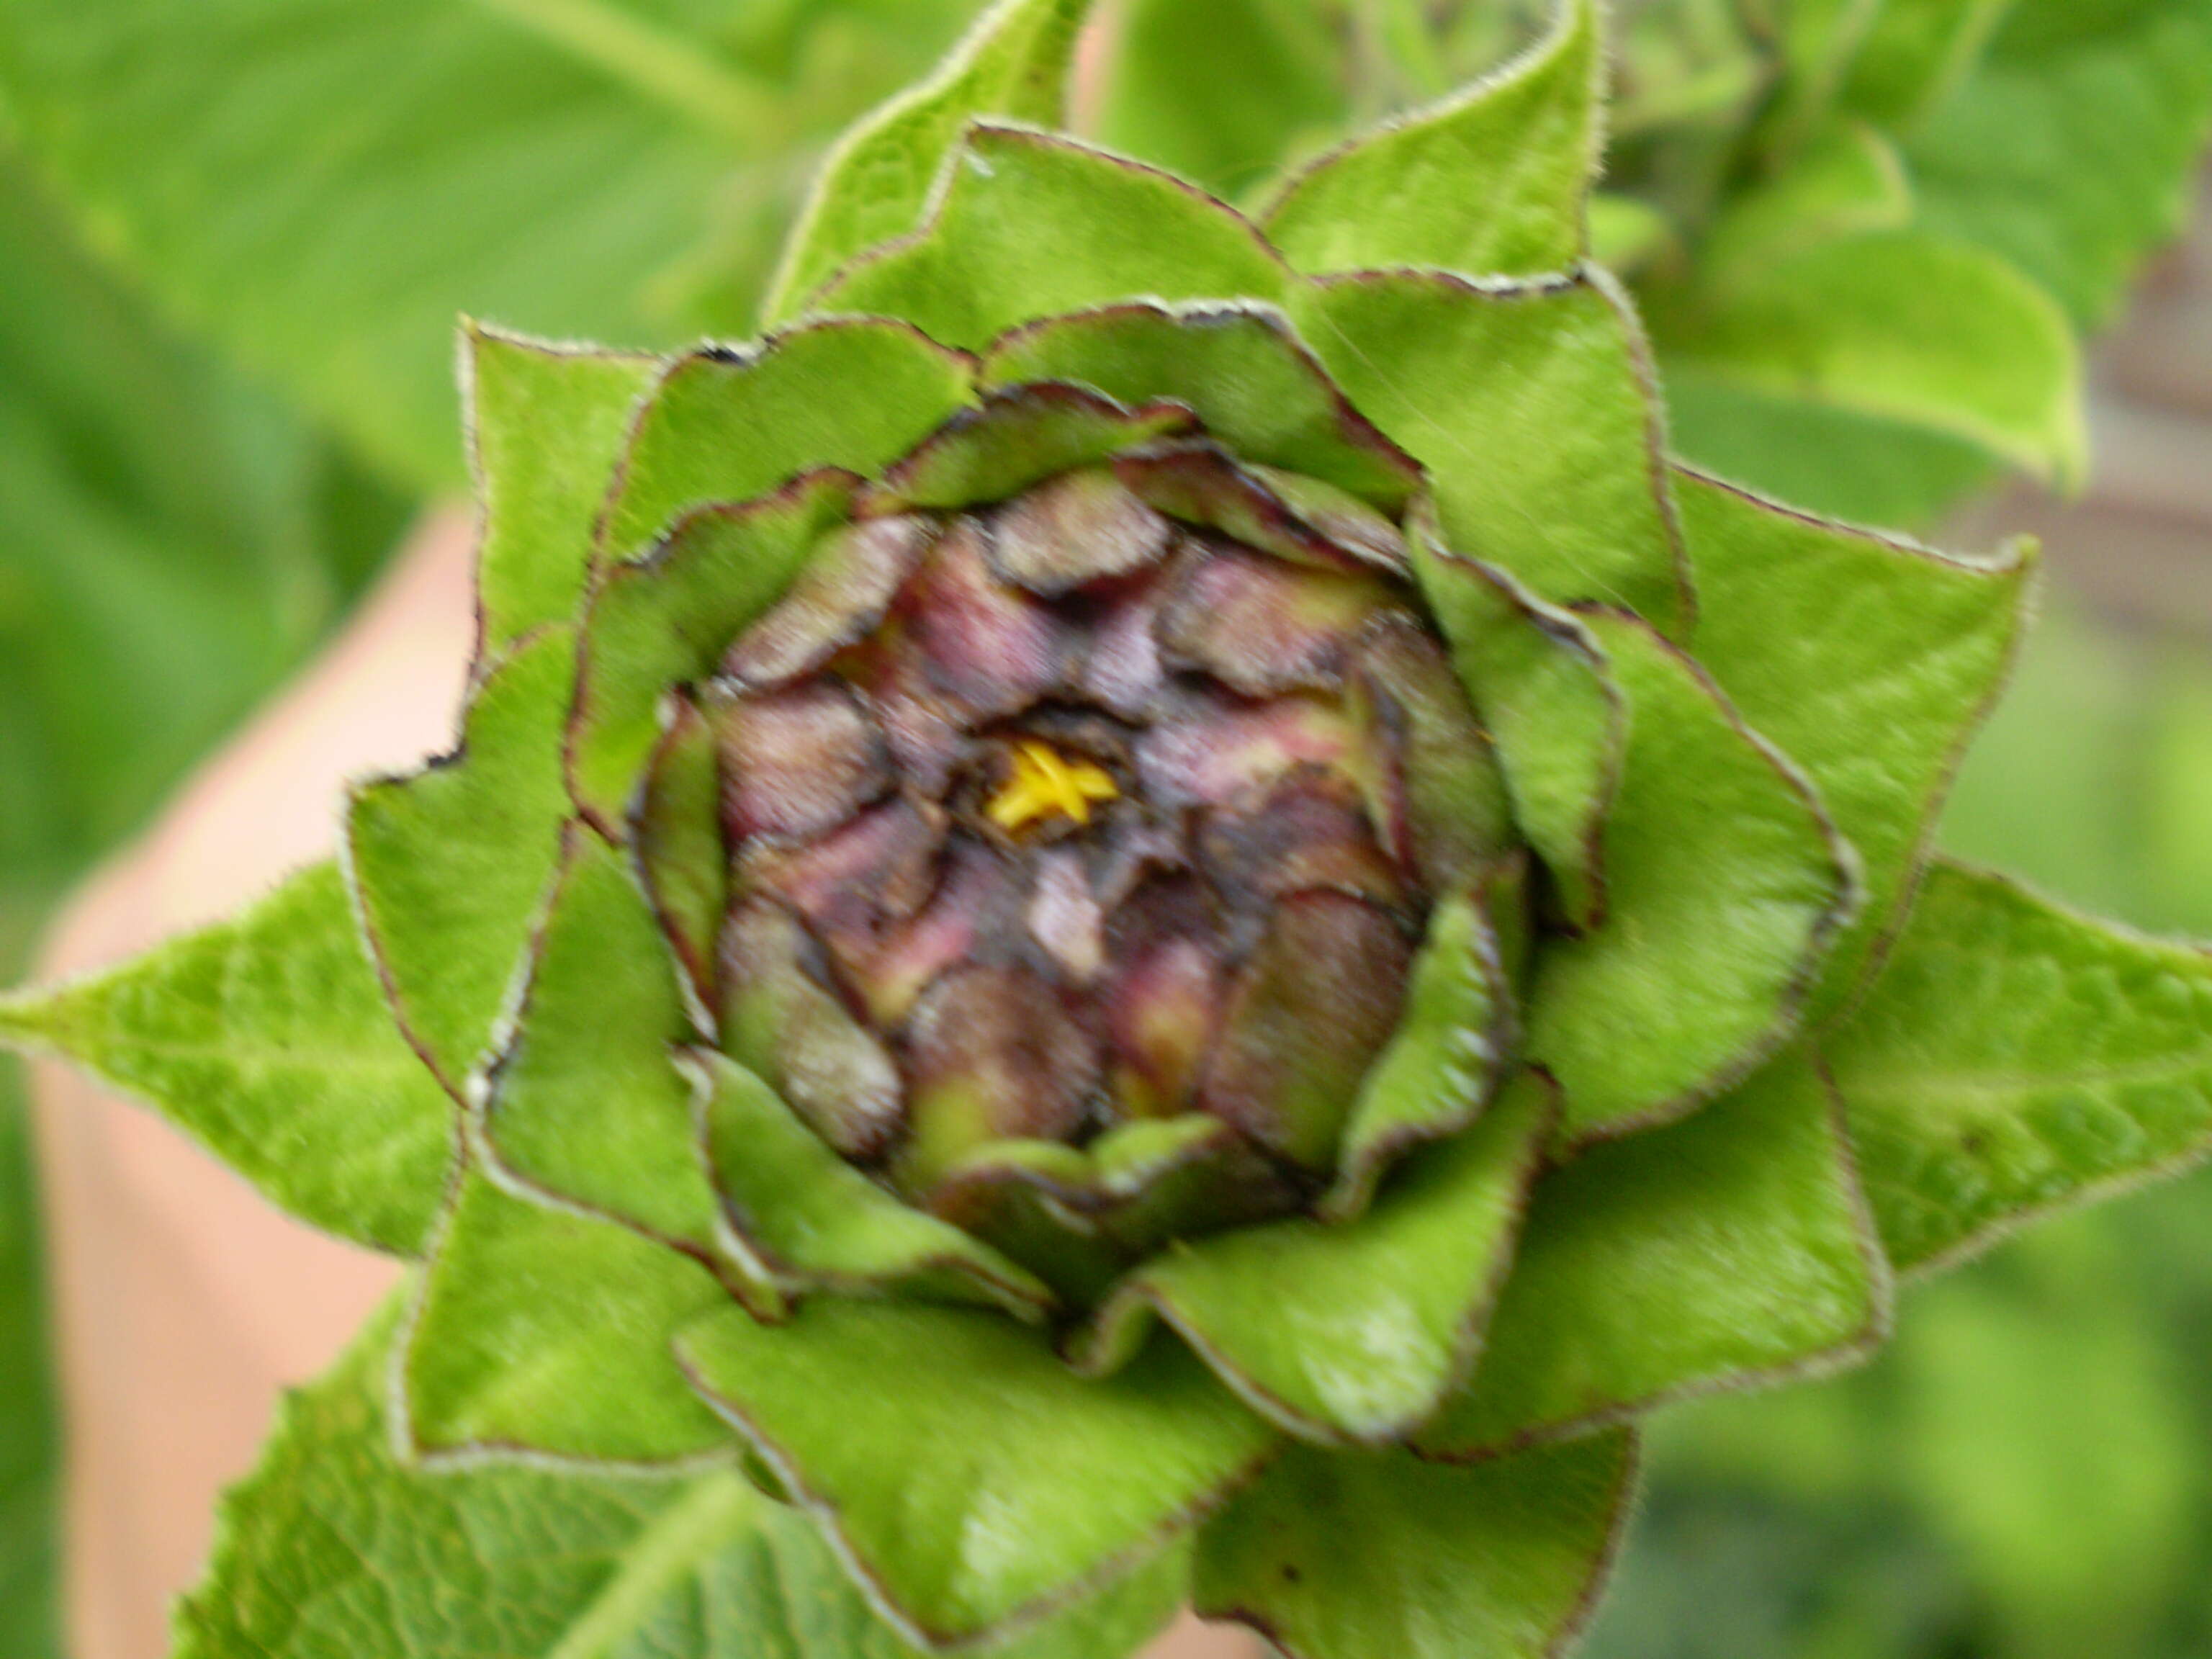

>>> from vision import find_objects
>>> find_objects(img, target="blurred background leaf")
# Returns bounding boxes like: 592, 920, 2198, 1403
0, 150, 408, 893
0, 898, 58, 1659
0, 0, 981, 487
0, 127, 423, 1658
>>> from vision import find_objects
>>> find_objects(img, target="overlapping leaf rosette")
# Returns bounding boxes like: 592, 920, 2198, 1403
13, 5, 2212, 1659
367, 67, 1950, 1655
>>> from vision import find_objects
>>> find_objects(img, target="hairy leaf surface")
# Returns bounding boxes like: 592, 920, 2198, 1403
765, 0, 1092, 321
181, 1300, 1182, 1659
678, 1298, 1277, 1645
1264, 0, 1601, 279
1419, 1052, 1889, 1460
1678, 469, 2034, 1019
1193, 1431, 1637, 1659
1830, 860, 2212, 1273
0, 861, 449, 1255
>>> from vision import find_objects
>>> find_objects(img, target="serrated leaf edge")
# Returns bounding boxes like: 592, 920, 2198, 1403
386, 1154, 744, 1480
458, 822, 786, 1320
0, 862, 444, 1258
1411, 515, 1630, 932
1552, 607, 1866, 1150
676, 1046, 1056, 1325
809, 121, 1298, 321
1421, 1057, 1896, 1465
759, 0, 1096, 326
1841, 856, 2212, 1283
1073, 1072, 1559, 1447
565, 464, 868, 838
1319, 860, 1526, 1223
1257, 0, 1609, 272
1300, 262, 1696, 637
590, 318, 977, 570
977, 297, 1426, 511
673, 1319, 1282, 1653
1671, 461, 2041, 1027
1197, 1425, 1645, 1659
338, 623, 570, 1104
457, 318, 666, 685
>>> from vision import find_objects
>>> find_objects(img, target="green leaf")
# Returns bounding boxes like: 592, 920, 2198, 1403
0, 0, 983, 484
1587, 192, 1674, 271
181, 1298, 1183, 1659
1905, 0, 2212, 325
469, 327, 661, 657
616, 1521, 1183, 1659
1894, 1259, 2200, 1659
1698, 125, 1914, 282
632, 690, 724, 990
185, 1298, 748, 1658
1676, 467, 2035, 1019
691, 1048, 1053, 1319
1324, 878, 1519, 1220
1192, 1431, 1637, 1659
676, 1297, 1278, 1645
1411, 531, 1625, 930
572, 469, 860, 830
1094, 0, 1347, 202
873, 381, 1197, 510
818, 127, 1292, 351
763, 0, 1093, 324
1658, 367, 2002, 528
1262, 0, 1601, 279
1830, 0, 2018, 126
346, 625, 576, 1094
602, 320, 974, 566
1079, 1075, 1551, 1444
0, 860, 449, 1256
480, 830, 729, 1266
403, 1164, 732, 1467
0, 1069, 58, 1659
0, 148, 404, 880
1652, 228, 2087, 485
1417, 1051, 1890, 1460
979, 302, 1421, 511
1292, 269, 1690, 634
1827, 859, 2212, 1275
2141, 652, 2212, 938
0, 879, 56, 1656
0, 147, 399, 1653
1527, 613, 1856, 1143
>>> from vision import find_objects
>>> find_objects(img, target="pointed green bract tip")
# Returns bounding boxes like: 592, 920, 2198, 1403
762, 0, 1097, 325
32, 8, 2196, 1649
817, 125, 1291, 350
0, 985, 60, 1052
1194, 1429, 1637, 1659
0, 861, 452, 1255
1263, 0, 1603, 279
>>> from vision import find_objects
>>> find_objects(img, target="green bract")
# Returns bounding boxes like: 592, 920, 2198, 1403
1102, 0, 2212, 527
6, 4, 2211, 1658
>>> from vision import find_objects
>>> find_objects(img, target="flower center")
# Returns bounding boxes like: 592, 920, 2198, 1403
985, 738, 1120, 834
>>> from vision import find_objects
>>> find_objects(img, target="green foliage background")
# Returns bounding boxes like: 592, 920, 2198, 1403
0, 1, 2208, 1655
0, 142, 410, 1658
